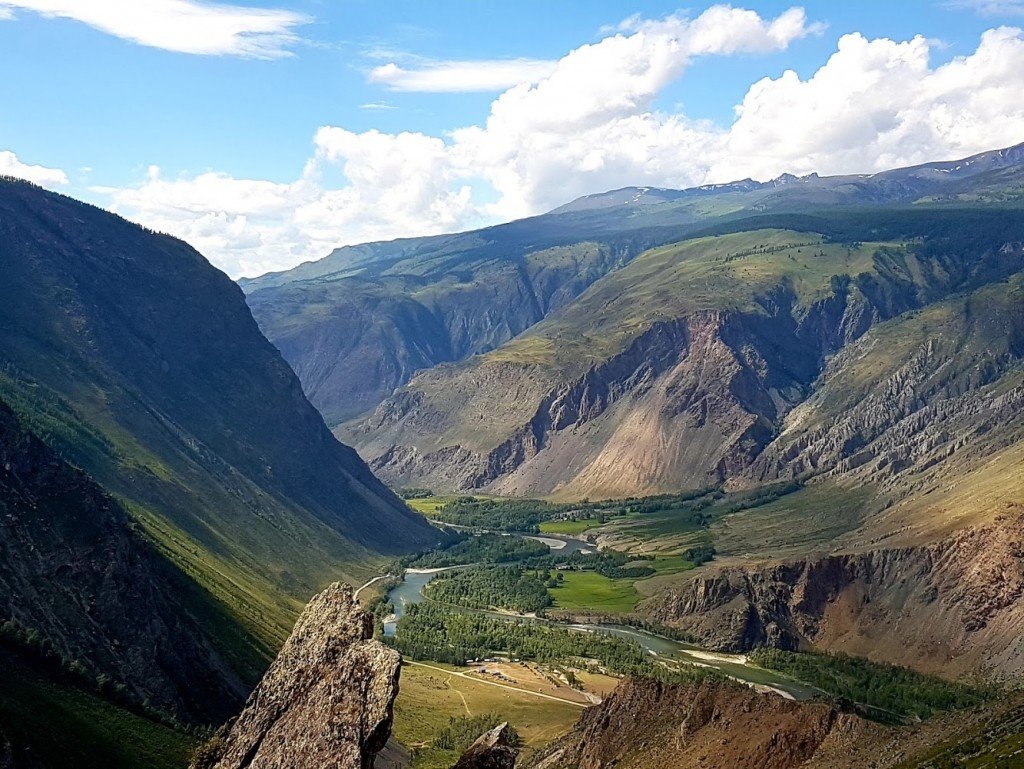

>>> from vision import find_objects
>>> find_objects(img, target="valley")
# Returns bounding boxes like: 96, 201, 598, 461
370, 496, 1007, 767
2, 142, 1023, 769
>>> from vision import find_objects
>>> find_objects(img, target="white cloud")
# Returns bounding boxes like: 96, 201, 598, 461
93, 7, 1024, 281
945, 0, 1024, 16
0, 0, 309, 57
714, 27, 1024, 180
368, 58, 557, 92
0, 150, 69, 186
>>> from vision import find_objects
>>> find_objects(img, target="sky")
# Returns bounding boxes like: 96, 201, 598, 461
3, 1, 1024, 278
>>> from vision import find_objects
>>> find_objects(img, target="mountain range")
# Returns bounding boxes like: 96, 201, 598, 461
2, 141, 1023, 768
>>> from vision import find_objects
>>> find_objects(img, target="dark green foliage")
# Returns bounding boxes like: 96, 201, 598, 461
426, 566, 553, 613
434, 714, 521, 752
0, 649, 197, 769
397, 488, 435, 499
429, 488, 720, 533
545, 550, 657, 579
430, 497, 562, 532
682, 544, 716, 566
749, 649, 987, 723
404, 533, 550, 568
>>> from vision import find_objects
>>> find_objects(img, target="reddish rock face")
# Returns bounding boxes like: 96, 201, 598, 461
527, 677, 875, 769
645, 511, 1024, 679
194, 583, 400, 769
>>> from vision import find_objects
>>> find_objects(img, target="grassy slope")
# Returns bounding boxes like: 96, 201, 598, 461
495, 231, 884, 368
0, 653, 197, 769
392, 661, 584, 769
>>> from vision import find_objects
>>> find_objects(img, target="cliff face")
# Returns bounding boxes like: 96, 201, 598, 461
529, 677, 874, 769
0, 398, 246, 723
196, 584, 399, 769
346, 230, 1024, 499
644, 511, 1024, 678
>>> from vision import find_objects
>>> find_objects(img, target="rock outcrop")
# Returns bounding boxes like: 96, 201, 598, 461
528, 677, 875, 769
452, 723, 518, 769
644, 511, 1024, 678
195, 584, 400, 769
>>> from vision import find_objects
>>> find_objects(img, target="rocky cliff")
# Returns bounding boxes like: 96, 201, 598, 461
345, 223, 1024, 500
644, 511, 1024, 678
528, 677, 876, 769
452, 723, 518, 769
193, 584, 399, 769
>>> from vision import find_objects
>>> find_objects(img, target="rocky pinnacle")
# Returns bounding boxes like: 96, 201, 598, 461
194, 583, 400, 769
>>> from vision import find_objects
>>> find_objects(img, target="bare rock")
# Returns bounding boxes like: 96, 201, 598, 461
452, 723, 518, 769
527, 677, 877, 769
194, 583, 400, 769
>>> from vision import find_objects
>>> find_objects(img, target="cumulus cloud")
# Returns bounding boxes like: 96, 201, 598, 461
95, 6, 1024, 279
0, 150, 69, 186
368, 58, 557, 92
0, 0, 309, 57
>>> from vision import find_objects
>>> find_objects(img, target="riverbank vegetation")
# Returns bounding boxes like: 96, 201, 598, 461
402, 534, 550, 569
749, 649, 988, 723
426, 567, 553, 614
388, 602, 709, 685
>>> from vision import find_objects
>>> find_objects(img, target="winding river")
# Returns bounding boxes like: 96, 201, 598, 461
383, 531, 821, 701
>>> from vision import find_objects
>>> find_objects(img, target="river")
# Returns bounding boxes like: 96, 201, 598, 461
382, 531, 820, 701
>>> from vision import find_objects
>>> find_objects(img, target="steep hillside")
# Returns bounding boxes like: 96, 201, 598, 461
0, 398, 249, 722
0, 178, 437, 650
744, 275, 1024, 546
643, 508, 1024, 680
244, 143, 1024, 427
345, 212, 1024, 499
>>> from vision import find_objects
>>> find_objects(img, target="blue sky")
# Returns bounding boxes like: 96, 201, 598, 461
2, 1, 1024, 276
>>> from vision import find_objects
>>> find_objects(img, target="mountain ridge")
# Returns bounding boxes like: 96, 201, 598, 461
241, 142, 1024, 430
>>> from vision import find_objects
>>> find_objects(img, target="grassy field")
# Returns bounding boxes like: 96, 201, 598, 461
0, 654, 198, 769
538, 518, 601, 535
392, 661, 586, 769
548, 571, 640, 613
405, 496, 455, 515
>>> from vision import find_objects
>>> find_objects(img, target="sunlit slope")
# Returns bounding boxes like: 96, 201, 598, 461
0, 179, 437, 649
748, 275, 1024, 546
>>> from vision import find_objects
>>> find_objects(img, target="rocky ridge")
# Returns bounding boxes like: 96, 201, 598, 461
644, 510, 1024, 678
452, 723, 518, 769
193, 583, 399, 769
527, 677, 876, 769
